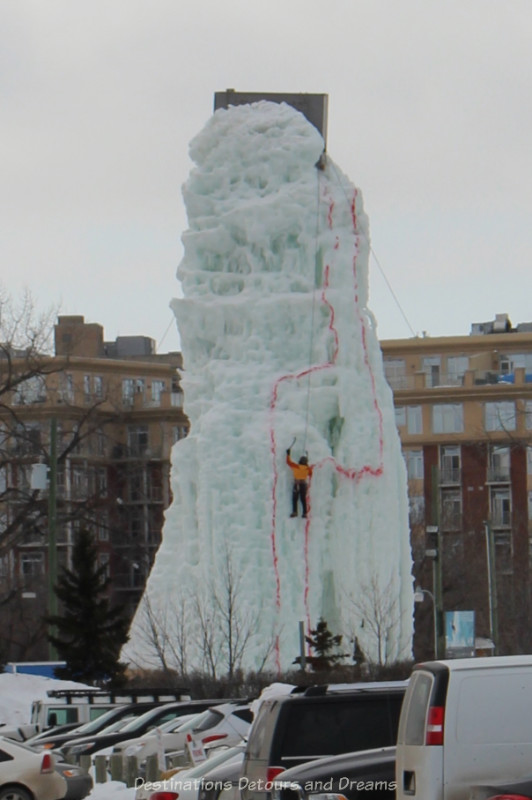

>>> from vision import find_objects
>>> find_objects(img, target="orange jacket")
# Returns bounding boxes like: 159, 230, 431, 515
286, 453, 313, 481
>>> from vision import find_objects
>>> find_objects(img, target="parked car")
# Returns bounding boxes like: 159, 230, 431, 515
28, 702, 166, 751
114, 702, 253, 772
0, 722, 80, 744
197, 748, 245, 800
60, 700, 227, 763
396, 655, 532, 800
470, 775, 532, 799
241, 682, 406, 800
55, 760, 93, 800
270, 746, 396, 800
0, 736, 66, 800
135, 743, 246, 800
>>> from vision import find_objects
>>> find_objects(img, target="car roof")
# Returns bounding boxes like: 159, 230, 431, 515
415, 655, 532, 673
275, 746, 397, 780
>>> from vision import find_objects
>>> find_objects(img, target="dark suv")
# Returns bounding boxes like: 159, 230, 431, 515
240, 682, 406, 800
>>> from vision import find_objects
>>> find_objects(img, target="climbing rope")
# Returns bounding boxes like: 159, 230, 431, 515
302, 166, 324, 453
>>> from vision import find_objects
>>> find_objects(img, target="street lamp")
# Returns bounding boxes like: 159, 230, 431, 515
414, 586, 437, 659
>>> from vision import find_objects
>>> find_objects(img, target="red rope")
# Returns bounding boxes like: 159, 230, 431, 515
268, 180, 384, 670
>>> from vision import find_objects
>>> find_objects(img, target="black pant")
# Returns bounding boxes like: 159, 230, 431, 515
292, 481, 308, 516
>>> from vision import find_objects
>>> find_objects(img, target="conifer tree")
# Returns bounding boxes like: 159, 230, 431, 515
46, 528, 129, 686
305, 618, 347, 671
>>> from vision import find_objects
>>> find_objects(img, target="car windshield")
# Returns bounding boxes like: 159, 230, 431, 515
92, 715, 144, 735
172, 710, 213, 735
156, 713, 200, 734
71, 709, 130, 735
193, 709, 224, 733
118, 705, 185, 734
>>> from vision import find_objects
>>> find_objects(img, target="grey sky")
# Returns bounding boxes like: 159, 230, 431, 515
2, 0, 531, 351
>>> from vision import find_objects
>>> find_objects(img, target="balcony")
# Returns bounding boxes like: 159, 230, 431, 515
486, 467, 511, 483
385, 366, 532, 393
439, 467, 461, 485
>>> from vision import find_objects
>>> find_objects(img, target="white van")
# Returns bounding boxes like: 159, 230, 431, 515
396, 655, 532, 800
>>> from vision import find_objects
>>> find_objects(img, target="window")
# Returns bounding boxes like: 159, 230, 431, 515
172, 425, 188, 443
406, 450, 423, 480
96, 515, 109, 542
423, 356, 441, 388
433, 404, 463, 434
95, 428, 106, 456
384, 359, 407, 389
485, 401, 516, 432
488, 446, 510, 482
122, 378, 145, 405
171, 392, 183, 408
83, 375, 91, 399
13, 375, 47, 405
72, 467, 88, 499
128, 426, 149, 456
127, 468, 145, 501
441, 489, 461, 530
95, 468, 107, 497
440, 445, 460, 483
122, 378, 134, 406
395, 407, 406, 427
21, 552, 44, 576
491, 488, 511, 527
447, 356, 469, 384
407, 406, 423, 434
501, 353, 532, 374
526, 401, 532, 430
93, 376, 103, 398
151, 380, 165, 405
60, 374, 74, 403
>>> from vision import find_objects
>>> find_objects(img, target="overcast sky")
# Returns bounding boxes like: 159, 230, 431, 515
2, 0, 531, 352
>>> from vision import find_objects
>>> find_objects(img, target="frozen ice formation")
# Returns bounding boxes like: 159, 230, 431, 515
125, 101, 413, 672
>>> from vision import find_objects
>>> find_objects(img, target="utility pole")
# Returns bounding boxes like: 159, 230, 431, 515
429, 465, 444, 659
48, 417, 58, 660
485, 521, 498, 655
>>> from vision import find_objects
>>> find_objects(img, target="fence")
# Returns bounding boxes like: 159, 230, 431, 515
81, 751, 190, 788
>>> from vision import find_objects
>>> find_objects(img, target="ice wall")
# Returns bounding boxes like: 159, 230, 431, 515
126, 101, 413, 672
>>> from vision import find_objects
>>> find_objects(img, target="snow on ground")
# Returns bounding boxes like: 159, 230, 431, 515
86, 781, 136, 798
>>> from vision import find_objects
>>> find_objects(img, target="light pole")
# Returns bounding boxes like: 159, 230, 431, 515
414, 586, 437, 659
48, 417, 58, 660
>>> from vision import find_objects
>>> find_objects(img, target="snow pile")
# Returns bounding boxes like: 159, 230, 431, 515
0, 673, 91, 727
126, 100, 414, 670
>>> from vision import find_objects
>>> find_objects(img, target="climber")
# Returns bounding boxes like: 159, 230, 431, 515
286, 448, 313, 518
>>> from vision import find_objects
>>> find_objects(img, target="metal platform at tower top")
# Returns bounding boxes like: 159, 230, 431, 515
214, 90, 328, 147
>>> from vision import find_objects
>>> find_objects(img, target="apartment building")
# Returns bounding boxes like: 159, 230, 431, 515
0, 315, 188, 660
381, 313, 532, 657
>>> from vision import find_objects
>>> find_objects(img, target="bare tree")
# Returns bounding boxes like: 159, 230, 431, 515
346, 573, 406, 666
211, 545, 257, 678
131, 549, 275, 678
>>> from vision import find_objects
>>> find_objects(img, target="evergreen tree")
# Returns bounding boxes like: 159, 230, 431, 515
46, 529, 129, 686
305, 618, 347, 671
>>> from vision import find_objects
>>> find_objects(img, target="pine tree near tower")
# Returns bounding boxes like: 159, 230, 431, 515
46, 528, 129, 686
304, 618, 347, 671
